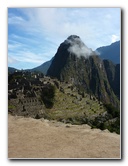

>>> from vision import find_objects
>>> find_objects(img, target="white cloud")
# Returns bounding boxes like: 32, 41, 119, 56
25, 8, 120, 49
8, 15, 26, 25
8, 43, 22, 51
67, 36, 93, 58
9, 51, 43, 64
10, 34, 41, 45
111, 35, 119, 43
8, 56, 18, 64
17, 8, 94, 47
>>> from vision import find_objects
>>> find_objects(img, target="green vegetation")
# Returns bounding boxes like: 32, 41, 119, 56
104, 103, 120, 118
41, 84, 56, 108
8, 105, 16, 109
46, 87, 120, 134
8, 70, 120, 134
104, 103, 120, 134
91, 103, 120, 134
106, 118, 120, 134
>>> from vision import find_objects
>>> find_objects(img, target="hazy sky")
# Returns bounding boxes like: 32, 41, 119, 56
8, 8, 120, 69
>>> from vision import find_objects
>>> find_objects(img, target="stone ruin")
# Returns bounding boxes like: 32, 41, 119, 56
8, 96, 45, 119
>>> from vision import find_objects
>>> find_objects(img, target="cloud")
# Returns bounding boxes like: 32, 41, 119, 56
8, 56, 18, 64
16, 8, 95, 47
8, 15, 26, 25
23, 8, 120, 49
9, 51, 44, 64
8, 43, 22, 51
39, 9, 91, 43
9, 8, 121, 46
9, 34, 41, 45
67, 35, 93, 58
111, 35, 119, 43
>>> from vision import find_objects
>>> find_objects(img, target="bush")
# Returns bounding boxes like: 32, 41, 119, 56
107, 118, 120, 134
98, 122, 105, 130
104, 103, 120, 118
41, 84, 56, 108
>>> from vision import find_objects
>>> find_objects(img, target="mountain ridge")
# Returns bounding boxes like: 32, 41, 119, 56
96, 41, 120, 64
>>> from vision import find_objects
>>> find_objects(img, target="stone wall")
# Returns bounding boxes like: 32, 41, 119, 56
8, 97, 45, 118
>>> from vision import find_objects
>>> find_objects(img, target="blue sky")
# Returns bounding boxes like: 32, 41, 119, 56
8, 8, 120, 69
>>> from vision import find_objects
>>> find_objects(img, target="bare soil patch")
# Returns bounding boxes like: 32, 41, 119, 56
8, 115, 120, 159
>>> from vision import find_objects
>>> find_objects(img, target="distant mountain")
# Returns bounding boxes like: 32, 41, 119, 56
8, 58, 53, 75
30, 58, 53, 75
8, 67, 19, 74
96, 41, 120, 64
47, 35, 119, 108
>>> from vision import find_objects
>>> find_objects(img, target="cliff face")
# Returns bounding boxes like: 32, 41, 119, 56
47, 35, 120, 108
103, 60, 120, 99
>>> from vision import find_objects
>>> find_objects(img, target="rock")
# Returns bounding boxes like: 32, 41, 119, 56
66, 125, 70, 128
60, 87, 65, 93
35, 114, 41, 119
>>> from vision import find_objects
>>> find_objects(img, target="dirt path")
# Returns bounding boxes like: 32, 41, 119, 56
8, 115, 120, 159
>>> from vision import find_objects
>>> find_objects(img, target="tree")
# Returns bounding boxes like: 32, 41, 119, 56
41, 84, 56, 108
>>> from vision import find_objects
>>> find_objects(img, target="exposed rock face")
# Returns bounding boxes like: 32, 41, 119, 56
103, 60, 120, 99
47, 35, 120, 108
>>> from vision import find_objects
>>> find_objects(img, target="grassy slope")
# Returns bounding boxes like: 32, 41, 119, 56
45, 84, 105, 124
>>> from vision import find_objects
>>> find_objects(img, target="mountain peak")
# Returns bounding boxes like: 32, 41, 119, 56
47, 35, 96, 80
67, 35, 80, 40
62, 35, 93, 58
47, 35, 119, 108
63, 35, 82, 45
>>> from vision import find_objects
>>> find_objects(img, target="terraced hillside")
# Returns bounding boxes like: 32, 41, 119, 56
8, 71, 120, 134
42, 82, 120, 134
46, 82, 105, 122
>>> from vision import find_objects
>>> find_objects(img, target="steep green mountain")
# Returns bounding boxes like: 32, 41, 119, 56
47, 35, 119, 108
96, 41, 120, 64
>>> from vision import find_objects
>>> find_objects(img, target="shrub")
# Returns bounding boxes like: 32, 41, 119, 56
41, 84, 56, 108
104, 103, 120, 118
107, 118, 120, 134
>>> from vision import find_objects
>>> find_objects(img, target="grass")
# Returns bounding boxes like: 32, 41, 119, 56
8, 105, 16, 110
47, 87, 106, 123
38, 83, 120, 134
